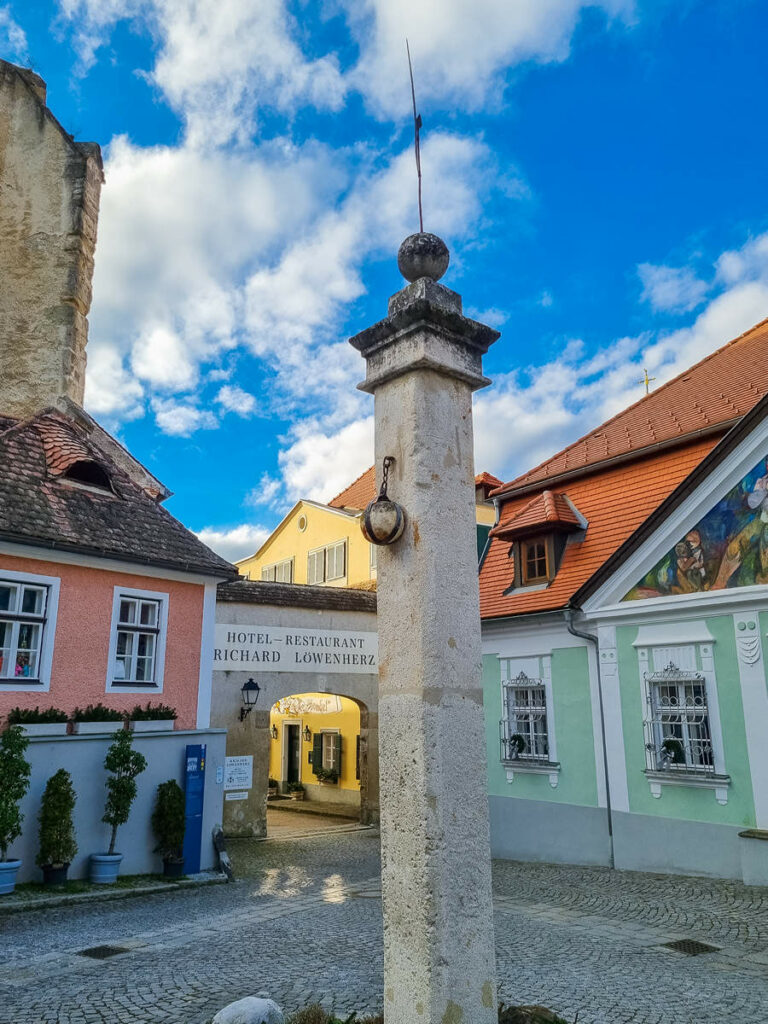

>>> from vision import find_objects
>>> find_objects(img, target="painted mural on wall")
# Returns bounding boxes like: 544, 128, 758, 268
624, 455, 768, 600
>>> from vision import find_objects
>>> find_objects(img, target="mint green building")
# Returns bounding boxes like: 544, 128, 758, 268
479, 320, 768, 882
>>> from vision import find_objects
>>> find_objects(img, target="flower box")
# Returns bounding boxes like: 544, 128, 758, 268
128, 719, 173, 733
71, 721, 124, 735
19, 722, 68, 737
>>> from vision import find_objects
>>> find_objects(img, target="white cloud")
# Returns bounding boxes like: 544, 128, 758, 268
195, 523, 270, 562
216, 385, 258, 417
245, 473, 281, 507
343, 0, 634, 118
638, 262, 709, 314
131, 324, 198, 390
279, 416, 374, 504
58, 0, 345, 146
0, 5, 28, 59
151, 398, 217, 436
84, 344, 145, 420
475, 239, 768, 483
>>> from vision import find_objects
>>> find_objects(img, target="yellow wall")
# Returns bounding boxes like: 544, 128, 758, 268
236, 501, 374, 588
268, 692, 361, 792
475, 502, 496, 526
237, 497, 496, 588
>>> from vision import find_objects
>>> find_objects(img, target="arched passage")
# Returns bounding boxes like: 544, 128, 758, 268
266, 690, 378, 831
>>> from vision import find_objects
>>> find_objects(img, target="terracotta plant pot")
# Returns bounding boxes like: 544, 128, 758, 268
289, 791, 304, 801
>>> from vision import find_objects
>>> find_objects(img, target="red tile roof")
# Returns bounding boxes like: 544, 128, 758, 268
329, 466, 376, 510
493, 316, 768, 498
480, 439, 717, 619
490, 490, 582, 539
329, 466, 501, 509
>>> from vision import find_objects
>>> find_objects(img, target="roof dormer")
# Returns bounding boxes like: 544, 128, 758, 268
491, 490, 586, 590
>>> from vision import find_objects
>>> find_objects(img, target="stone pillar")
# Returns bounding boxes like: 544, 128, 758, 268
358, 705, 380, 826
349, 235, 500, 1024
222, 709, 269, 838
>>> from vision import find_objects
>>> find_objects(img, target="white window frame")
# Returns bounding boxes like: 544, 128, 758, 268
636, 641, 730, 804
321, 729, 341, 772
307, 547, 326, 585
0, 568, 60, 693
498, 655, 559, 786
106, 586, 169, 694
369, 543, 378, 579
326, 540, 347, 582
261, 558, 293, 583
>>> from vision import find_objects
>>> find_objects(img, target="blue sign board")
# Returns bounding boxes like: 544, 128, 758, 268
183, 744, 206, 874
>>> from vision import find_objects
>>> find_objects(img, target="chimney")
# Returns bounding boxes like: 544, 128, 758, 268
0, 60, 103, 419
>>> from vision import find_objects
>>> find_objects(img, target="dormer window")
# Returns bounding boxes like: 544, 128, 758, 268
522, 537, 549, 585
490, 490, 586, 592
62, 459, 112, 492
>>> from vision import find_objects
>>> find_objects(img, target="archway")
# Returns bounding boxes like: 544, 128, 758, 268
266, 690, 378, 833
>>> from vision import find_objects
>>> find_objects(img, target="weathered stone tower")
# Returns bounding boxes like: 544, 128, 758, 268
0, 60, 103, 418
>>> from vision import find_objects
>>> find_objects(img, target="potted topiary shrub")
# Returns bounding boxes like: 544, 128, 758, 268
151, 779, 185, 878
7, 707, 69, 737
71, 704, 124, 735
287, 782, 305, 801
127, 702, 177, 733
267, 778, 279, 799
0, 725, 31, 894
90, 729, 147, 884
36, 769, 77, 886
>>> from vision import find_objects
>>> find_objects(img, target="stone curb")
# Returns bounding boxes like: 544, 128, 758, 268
0, 871, 227, 916
247, 824, 377, 843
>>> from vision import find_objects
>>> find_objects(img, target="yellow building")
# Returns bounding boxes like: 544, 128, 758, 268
236, 467, 501, 587
269, 692, 361, 810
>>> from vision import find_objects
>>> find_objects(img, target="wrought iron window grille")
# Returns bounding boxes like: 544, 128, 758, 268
500, 671, 551, 763
643, 662, 714, 776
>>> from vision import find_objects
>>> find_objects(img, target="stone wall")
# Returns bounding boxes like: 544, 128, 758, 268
0, 60, 103, 418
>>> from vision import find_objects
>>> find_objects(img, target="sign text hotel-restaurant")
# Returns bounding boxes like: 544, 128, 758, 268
214, 625, 378, 673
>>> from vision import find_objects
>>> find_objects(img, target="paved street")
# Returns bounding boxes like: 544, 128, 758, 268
1, 828, 768, 1024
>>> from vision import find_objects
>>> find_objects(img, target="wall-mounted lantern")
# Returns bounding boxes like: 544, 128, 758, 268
303, 725, 312, 742
271, 723, 279, 739
239, 677, 261, 721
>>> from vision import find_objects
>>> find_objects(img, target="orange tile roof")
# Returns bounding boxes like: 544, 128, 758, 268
490, 490, 582, 538
479, 468, 501, 489
329, 466, 376, 510
479, 438, 718, 620
493, 316, 768, 497
329, 466, 501, 509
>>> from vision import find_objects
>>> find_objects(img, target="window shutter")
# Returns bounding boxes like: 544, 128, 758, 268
333, 733, 342, 773
312, 733, 323, 775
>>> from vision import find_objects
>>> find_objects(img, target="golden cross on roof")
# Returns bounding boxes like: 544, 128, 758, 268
638, 368, 656, 395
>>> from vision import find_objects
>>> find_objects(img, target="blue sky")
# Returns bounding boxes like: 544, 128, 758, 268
4, 0, 768, 560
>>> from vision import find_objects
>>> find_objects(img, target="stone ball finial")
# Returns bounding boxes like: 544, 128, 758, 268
397, 232, 450, 283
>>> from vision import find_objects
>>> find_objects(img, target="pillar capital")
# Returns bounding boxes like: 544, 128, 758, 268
349, 275, 500, 394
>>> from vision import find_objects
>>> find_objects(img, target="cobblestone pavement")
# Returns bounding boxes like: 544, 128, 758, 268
266, 807, 364, 838
1, 829, 768, 1024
